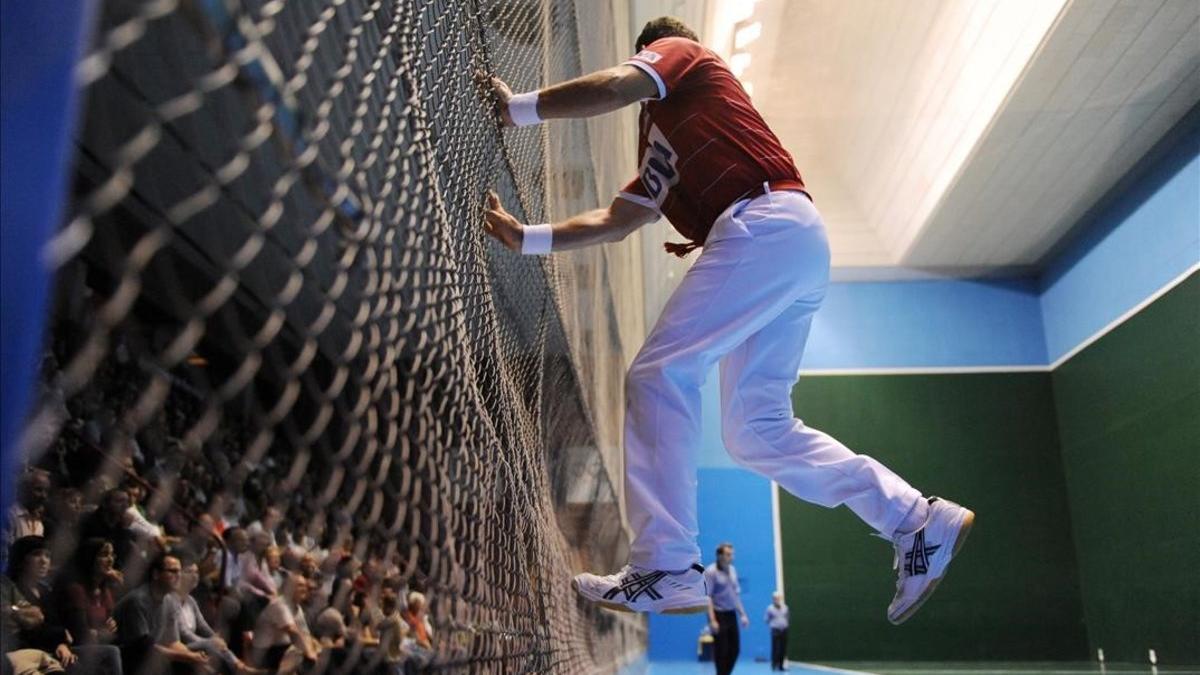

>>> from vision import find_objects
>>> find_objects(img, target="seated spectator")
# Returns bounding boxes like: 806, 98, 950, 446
177, 516, 220, 586
215, 528, 252, 651
371, 585, 415, 674
4, 470, 50, 568
237, 532, 276, 605
173, 558, 262, 675
3, 536, 123, 675
122, 479, 164, 544
401, 592, 433, 650
219, 529, 249, 592
57, 539, 123, 648
113, 553, 209, 674
245, 508, 282, 548
2, 536, 73, 669
311, 608, 352, 672
43, 487, 84, 543
274, 542, 298, 576
297, 555, 318, 582
264, 547, 284, 591
250, 574, 318, 673
79, 491, 136, 569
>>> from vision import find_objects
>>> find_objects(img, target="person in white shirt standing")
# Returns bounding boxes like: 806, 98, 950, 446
765, 591, 789, 671
704, 543, 748, 675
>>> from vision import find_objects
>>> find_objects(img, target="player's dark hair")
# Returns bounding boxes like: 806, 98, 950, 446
715, 542, 733, 558
635, 16, 699, 52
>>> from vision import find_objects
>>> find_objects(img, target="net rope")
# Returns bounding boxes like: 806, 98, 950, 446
10, 0, 646, 672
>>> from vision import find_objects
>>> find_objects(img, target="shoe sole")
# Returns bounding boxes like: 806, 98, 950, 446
573, 579, 708, 615
888, 508, 975, 626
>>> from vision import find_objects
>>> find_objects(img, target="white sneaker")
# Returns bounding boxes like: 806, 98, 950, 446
887, 496, 975, 625
572, 563, 709, 614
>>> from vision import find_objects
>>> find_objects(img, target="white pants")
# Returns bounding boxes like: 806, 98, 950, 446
625, 189, 923, 570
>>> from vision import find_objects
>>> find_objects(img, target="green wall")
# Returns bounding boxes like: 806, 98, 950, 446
779, 274, 1199, 663
781, 372, 1088, 660
1052, 272, 1200, 664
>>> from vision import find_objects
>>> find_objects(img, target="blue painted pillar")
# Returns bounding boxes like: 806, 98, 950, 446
1, 1, 95, 511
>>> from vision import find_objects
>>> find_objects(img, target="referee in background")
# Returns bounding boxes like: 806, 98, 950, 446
705, 543, 748, 675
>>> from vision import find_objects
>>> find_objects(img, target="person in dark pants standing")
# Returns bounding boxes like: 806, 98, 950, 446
765, 591, 790, 670
704, 543, 748, 675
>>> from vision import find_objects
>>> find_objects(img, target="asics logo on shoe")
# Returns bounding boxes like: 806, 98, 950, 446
602, 570, 667, 602
903, 529, 941, 576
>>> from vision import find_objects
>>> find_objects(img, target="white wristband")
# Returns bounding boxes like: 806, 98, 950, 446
508, 91, 542, 127
521, 224, 553, 255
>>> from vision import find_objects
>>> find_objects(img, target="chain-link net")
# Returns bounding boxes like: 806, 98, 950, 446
7, 0, 647, 672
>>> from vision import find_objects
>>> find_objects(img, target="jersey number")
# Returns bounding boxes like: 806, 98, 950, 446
640, 124, 679, 206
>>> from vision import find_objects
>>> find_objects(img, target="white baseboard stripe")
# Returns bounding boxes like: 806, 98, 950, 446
1047, 261, 1199, 370
799, 365, 1049, 376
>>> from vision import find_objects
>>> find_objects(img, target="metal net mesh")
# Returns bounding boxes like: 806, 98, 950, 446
10, 0, 646, 672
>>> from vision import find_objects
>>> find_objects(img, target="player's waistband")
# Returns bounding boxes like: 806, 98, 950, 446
735, 178, 811, 205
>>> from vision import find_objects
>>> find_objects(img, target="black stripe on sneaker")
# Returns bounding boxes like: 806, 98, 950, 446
604, 570, 669, 603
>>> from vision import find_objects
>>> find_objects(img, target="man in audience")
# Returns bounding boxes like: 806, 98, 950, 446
250, 574, 318, 672
174, 557, 261, 675
371, 582, 415, 675
113, 553, 210, 673
219, 529, 249, 592
4, 470, 51, 567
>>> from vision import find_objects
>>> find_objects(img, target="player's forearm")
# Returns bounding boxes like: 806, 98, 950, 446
536, 68, 637, 119
545, 208, 629, 250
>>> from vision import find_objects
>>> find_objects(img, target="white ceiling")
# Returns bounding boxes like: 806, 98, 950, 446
699, 0, 1200, 278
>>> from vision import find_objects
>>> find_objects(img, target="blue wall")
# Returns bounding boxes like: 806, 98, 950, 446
1040, 110, 1200, 364
647, 467, 779, 663
801, 278, 1047, 370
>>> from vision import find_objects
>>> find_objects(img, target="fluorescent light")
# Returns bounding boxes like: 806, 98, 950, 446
734, 22, 762, 50
729, 52, 752, 77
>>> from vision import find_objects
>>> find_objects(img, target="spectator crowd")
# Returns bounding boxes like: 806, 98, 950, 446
4, 467, 436, 675
4, 337, 438, 675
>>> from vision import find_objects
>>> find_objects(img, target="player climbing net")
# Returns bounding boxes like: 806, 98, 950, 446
16, 0, 646, 671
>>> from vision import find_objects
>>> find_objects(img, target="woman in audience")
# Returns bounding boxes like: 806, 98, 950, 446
57, 538, 123, 649
4, 536, 123, 674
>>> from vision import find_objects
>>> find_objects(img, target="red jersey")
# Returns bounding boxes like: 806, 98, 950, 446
617, 37, 807, 254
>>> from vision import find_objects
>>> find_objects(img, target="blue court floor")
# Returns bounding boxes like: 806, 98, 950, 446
633, 661, 1200, 675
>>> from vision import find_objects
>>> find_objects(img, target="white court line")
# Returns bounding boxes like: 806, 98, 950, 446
792, 663, 879, 675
